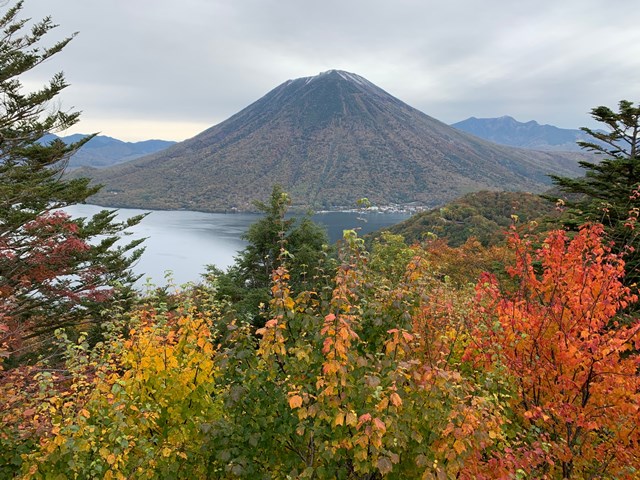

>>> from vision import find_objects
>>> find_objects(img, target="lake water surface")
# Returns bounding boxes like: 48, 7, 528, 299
64, 205, 411, 287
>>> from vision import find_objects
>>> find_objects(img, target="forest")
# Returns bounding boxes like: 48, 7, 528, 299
2, 2, 640, 479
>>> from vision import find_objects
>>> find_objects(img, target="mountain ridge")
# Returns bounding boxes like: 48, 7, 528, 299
43, 133, 175, 168
451, 116, 590, 151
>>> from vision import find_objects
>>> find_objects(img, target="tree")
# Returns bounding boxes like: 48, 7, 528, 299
203, 231, 507, 479
212, 185, 330, 327
548, 100, 640, 284
467, 225, 640, 478
21, 294, 222, 479
0, 1, 144, 361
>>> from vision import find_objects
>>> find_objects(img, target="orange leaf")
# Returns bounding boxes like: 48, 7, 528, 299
390, 392, 402, 407
357, 413, 372, 428
373, 417, 386, 433
288, 394, 303, 409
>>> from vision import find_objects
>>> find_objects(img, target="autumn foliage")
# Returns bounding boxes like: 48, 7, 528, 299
1, 212, 107, 356
1, 222, 640, 479
466, 224, 640, 478
6, 289, 222, 479
3, 2, 640, 477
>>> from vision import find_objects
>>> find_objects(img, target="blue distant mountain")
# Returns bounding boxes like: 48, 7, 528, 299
41, 133, 175, 168
451, 116, 591, 152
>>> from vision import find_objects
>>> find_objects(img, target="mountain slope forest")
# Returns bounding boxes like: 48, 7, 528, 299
3, 3, 640, 479
377, 190, 560, 247
81, 70, 587, 212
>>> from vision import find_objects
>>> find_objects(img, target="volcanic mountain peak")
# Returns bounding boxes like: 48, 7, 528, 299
304, 69, 374, 87
84, 71, 587, 212
268, 68, 402, 108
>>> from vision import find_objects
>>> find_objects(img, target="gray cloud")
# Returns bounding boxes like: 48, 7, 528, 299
17, 0, 640, 140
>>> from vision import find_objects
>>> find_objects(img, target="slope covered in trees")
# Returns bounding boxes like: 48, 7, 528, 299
376, 190, 558, 247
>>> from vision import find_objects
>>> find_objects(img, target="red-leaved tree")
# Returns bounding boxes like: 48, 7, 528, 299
467, 224, 640, 478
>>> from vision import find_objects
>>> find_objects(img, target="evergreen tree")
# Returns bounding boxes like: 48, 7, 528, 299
548, 100, 640, 284
210, 185, 330, 327
0, 1, 144, 358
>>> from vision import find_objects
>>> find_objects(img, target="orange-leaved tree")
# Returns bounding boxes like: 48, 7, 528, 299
466, 224, 640, 479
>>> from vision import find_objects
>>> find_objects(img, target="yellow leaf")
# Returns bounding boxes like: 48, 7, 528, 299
162, 447, 172, 457
453, 439, 466, 455
354, 448, 368, 461
334, 412, 345, 427
284, 296, 295, 310
106, 454, 116, 465
346, 411, 358, 426
288, 394, 303, 409
376, 397, 389, 411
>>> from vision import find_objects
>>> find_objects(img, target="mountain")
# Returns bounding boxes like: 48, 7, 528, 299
451, 116, 590, 152
83, 70, 587, 212
42, 133, 175, 168
376, 190, 558, 247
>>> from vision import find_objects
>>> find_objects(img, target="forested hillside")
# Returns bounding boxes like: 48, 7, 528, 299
377, 190, 558, 246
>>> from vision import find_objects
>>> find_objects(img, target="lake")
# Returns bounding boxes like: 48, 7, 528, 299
64, 205, 411, 287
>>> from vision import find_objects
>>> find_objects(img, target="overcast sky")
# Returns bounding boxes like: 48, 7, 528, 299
16, 0, 640, 142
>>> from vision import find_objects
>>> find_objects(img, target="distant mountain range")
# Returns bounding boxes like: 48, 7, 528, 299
80, 70, 587, 212
451, 116, 590, 152
42, 133, 175, 168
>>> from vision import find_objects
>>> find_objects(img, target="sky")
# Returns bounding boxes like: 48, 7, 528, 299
15, 0, 640, 142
